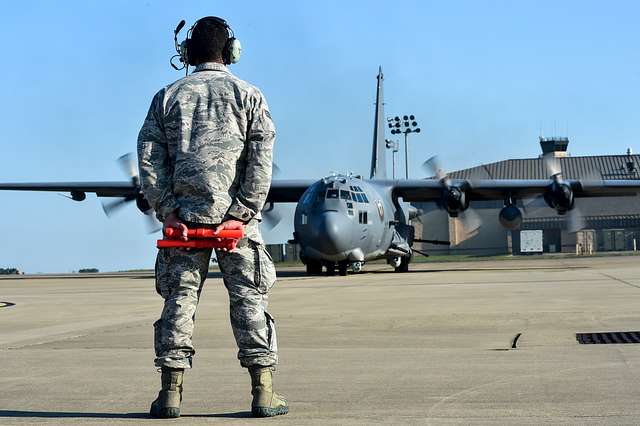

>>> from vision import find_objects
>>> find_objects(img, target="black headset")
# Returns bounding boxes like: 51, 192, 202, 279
170, 16, 242, 73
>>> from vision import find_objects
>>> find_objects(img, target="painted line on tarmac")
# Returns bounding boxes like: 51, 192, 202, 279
0, 301, 16, 309
600, 273, 640, 289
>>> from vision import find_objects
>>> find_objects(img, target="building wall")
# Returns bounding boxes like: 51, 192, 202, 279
266, 243, 302, 264
414, 201, 510, 256
414, 195, 640, 256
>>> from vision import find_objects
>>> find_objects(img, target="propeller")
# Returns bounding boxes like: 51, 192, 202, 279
100, 153, 161, 233
261, 202, 283, 229
260, 163, 285, 230
541, 155, 587, 233
422, 155, 482, 236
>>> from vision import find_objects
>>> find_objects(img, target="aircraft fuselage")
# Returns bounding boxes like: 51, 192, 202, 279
293, 174, 404, 271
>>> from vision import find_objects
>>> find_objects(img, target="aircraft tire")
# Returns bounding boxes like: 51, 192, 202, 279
395, 256, 410, 273
306, 261, 322, 276
325, 263, 336, 276
338, 262, 348, 276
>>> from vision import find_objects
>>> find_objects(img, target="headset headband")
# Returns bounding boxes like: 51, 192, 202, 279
188, 16, 234, 41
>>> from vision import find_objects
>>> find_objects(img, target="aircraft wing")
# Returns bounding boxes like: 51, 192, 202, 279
0, 182, 138, 198
0, 179, 314, 202
390, 179, 640, 202
267, 180, 315, 202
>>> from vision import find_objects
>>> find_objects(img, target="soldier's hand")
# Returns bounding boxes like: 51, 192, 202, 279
164, 211, 188, 241
214, 219, 245, 251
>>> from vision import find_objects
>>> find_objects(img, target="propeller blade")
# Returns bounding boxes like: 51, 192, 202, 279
262, 209, 283, 230
543, 155, 561, 178
272, 163, 282, 178
144, 210, 163, 233
566, 205, 586, 233
522, 195, 546, 215
460, 207, 482, 236
117, 153, 138, 180
423, 156, 447, 180
101, 197, 132, 217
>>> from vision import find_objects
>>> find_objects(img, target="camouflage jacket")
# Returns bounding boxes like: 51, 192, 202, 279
137, 62, 275, 224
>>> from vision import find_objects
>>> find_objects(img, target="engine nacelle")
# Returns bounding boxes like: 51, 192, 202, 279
135, 194, 152, 213
70, 191, 86, 202
543, 182, 574, 215
442, 186, 468, 217
499, 205, 522, 229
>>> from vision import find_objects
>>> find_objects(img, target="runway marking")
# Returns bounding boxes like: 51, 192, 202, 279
599, 273, 640, 289
425, 365, 593, 425
0, 301, 16, 309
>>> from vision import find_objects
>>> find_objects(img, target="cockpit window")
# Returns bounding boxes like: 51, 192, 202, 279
361, 193, 369, 203
326, 189, 339, 199
340, 190, 351, 200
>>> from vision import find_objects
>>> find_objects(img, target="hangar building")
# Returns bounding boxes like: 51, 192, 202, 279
414, 138, 640, 255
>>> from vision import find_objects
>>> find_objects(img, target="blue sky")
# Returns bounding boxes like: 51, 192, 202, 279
1, 1, 639, 272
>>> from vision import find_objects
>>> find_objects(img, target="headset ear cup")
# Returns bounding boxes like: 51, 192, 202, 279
185, 39, 200, 66
179, 40, 189, 65
227, 38, 242, 64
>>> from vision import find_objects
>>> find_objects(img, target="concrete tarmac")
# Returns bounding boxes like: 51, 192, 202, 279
1, 256, 640, 425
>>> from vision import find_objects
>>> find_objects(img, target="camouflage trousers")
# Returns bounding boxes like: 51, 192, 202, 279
153, 223, 278, 369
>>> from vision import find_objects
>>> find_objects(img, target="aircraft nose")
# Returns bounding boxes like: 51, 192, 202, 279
309, 211, 351, 255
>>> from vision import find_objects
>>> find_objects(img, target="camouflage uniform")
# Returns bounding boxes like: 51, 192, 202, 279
137, 62, 278, 369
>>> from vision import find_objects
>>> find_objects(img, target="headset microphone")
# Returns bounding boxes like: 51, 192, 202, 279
170, 20, 187, 71
175, 19, 185, 34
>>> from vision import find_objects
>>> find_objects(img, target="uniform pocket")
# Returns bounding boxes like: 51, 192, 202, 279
249, 239, 277, 294
154, 250, 167, 296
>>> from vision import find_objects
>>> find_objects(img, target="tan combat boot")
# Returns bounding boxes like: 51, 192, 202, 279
149, 367, 184, 418
249, 367, 289, 417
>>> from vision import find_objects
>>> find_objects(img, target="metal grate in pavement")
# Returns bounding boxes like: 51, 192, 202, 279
576, 331, 640, 344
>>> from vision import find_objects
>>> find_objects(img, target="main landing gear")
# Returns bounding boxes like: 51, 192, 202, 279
323, 261, 348, 276
305, 260, 364, 276
389, 256, 410, 273
337, 262, 349, 276
305, 260, 323, 276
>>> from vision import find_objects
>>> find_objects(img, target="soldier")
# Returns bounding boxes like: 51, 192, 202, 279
137, 16, 288, 418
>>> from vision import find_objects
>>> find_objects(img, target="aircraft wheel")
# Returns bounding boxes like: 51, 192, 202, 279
325, 263, 336, 276
395, 256, 410, 273
338, 262, 348, 276
306, 261, 322, 276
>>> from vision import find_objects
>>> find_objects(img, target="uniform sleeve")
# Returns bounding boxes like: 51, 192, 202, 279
137, 90, 180, 221
226, 90, 276, 222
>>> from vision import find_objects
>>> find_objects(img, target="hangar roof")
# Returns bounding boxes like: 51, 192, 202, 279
448, 154, 640, 180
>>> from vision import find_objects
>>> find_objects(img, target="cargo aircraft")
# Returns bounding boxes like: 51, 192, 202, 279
2, 68, 640, 276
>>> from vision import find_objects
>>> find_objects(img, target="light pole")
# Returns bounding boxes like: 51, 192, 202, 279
389, 115, 420, 179
385, 139, 400, 179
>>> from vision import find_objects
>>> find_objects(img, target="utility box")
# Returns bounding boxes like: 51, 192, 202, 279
520, 230, 543, 253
